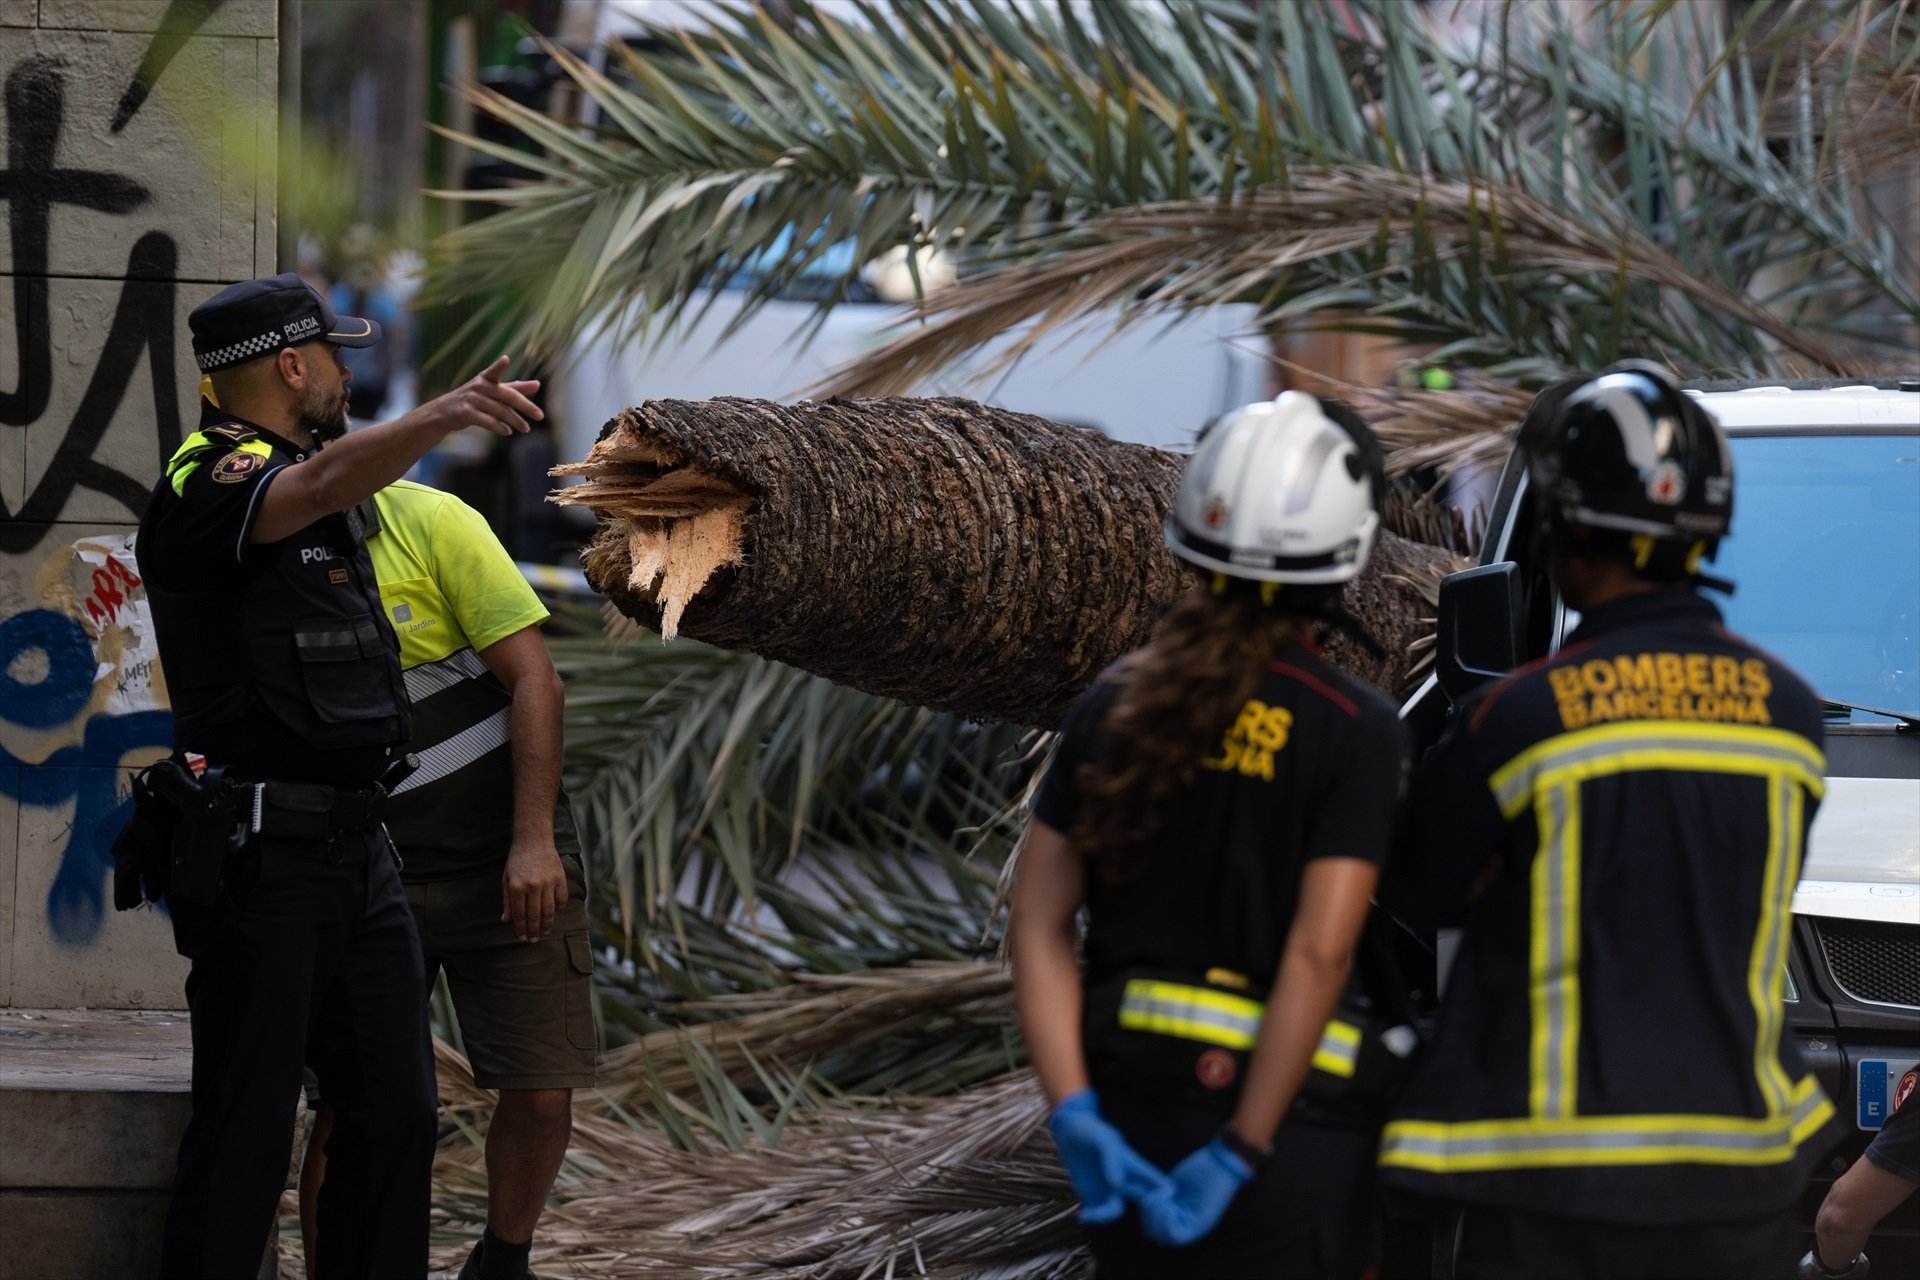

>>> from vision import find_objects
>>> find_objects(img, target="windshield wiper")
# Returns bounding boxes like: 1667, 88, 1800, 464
1820, 698, 1920, 731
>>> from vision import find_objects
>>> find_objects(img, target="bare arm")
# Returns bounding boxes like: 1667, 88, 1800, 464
478, 624, 568, 943
1228, 857, 1380, 1150
251, 357, 541, 545
1010, 819, 1092, 1106
1816, 1154, 1918, 1269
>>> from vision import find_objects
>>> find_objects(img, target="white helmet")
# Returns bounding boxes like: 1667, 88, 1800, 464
1165, 392, 1384, 586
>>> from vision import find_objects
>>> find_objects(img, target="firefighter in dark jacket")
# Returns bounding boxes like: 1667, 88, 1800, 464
1011, 393, 1412, 1279
1380, 365, 1840, 1279
134, 273, 542, 1280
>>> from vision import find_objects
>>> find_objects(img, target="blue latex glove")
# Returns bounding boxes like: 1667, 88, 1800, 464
1138, 1136, 1255, 1246
1047, 1090, 1171, 1224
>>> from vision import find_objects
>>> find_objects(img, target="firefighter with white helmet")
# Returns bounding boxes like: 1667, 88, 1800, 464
1010, 392, 1412, 1278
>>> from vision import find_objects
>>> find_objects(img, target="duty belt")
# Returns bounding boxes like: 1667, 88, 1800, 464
241, 779, 389, 842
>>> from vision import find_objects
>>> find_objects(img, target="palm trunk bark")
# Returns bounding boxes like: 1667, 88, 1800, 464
557, 396, 1458, 728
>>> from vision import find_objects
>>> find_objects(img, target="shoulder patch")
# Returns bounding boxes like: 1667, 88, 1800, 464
211, 450, 264, 483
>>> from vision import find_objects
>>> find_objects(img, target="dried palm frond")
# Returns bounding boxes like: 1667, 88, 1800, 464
553, 622, 1030, 949
426, 1061, 1081, 1280
592, 962, 1013, 1109
1342, 381, 1538, 490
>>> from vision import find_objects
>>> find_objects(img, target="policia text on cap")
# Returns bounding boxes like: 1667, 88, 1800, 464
124, 273, 542, 1280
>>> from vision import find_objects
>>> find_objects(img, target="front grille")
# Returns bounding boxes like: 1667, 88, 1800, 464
1816, 918, 1920, 1009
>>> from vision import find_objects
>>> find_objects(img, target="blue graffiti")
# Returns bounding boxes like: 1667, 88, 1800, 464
0, 608, 172, 945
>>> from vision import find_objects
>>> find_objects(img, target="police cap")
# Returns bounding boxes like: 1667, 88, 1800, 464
189, 273, 381, 374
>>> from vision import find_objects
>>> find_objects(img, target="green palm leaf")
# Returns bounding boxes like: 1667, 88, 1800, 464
425, 0, 1916, 382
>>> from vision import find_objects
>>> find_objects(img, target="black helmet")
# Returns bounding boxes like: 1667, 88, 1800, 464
1525, 363, 1733, 582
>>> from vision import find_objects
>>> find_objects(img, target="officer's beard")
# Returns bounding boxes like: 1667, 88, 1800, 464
298, 385, 351, 444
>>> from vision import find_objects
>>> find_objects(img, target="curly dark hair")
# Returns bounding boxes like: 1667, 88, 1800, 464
1069, 577, 1319, 882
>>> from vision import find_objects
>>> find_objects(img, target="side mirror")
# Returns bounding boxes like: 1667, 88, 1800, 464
1435, 561, 1524, 704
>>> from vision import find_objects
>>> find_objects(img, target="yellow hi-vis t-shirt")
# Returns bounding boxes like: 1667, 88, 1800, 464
368, 481, 549, 874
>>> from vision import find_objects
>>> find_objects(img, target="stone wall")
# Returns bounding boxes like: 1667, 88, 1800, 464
0, 0, 277, 1008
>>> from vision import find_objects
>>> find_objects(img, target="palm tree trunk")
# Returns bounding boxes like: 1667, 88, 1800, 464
556, 396, 1458, 727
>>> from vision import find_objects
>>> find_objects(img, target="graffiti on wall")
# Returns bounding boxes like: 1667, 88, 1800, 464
2, 534, 171, 945
2, 1, 234, 961
1, 58, 185, 548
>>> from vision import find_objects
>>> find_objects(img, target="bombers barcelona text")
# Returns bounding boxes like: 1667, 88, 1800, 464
1550, 652, 1772, 730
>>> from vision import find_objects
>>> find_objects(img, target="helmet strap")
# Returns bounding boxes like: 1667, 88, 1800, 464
1631, 533, 1657, 571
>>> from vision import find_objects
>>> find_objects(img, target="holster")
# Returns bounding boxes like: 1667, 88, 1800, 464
111, 758, 240, 910
170, 763, 243, 908
111, 762, 182, 910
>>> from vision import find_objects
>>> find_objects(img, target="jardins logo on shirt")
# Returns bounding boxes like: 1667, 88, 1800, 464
390, 601, 438, 636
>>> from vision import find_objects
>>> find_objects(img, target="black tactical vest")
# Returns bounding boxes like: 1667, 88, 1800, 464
136, 421, 411, 787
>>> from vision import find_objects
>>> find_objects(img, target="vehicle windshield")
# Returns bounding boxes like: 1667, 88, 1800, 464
1714, 433, 1920, 724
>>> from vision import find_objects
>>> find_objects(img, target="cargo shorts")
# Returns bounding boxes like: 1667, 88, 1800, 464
406, 851, 599, 1090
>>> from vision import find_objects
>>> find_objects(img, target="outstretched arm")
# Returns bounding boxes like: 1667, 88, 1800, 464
252, 357, 542, 544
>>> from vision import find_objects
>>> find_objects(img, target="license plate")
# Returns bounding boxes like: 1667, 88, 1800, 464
1855, 1056, 1920, 1131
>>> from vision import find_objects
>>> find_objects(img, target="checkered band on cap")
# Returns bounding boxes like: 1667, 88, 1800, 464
195, 328, 285, 373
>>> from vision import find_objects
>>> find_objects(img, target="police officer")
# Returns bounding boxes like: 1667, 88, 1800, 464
1010, 393, 1411, 1278
1379, 365, 1839, 1279
135, 273, 542, 1280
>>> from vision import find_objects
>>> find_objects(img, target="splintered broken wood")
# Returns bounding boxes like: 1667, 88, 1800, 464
554, 396, 1455, 728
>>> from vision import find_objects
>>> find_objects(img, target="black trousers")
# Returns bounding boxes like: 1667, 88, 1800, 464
1088, 1090, 1380, 1280
160, 827, 438, 1280
1455, 1204, 1798, 1280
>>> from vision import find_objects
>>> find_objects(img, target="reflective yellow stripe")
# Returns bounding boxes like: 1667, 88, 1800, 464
1529, 779, 1581, 1119
1489, 721, 1825, 820
1310, 1019, 1362, 1078
1748, 776, 1802, 1114
1117, 980, 1262, 1050
1750, 774, 1787, 1114
1380, 1075, 1834, 1172
1493, 720, 1825, 1129
1119, 980, 1361, 1079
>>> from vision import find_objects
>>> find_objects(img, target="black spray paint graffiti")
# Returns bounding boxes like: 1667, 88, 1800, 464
112, 0, 232, 133
0, 0, 229, 552
0, 0, 230, 949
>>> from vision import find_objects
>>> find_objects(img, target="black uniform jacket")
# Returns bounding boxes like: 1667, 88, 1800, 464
135, 418, 409, 787
1380, 589, 1840, 1224
1035, 643, 1408, 1092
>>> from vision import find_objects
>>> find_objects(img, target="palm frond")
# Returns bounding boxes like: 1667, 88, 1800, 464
813, 172, 1859, 399
556, 630, 1032, 952
425, 0, 1916, 384
427, 1062, 1077, 1280
592, 961, 1014, 1107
